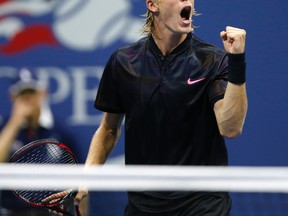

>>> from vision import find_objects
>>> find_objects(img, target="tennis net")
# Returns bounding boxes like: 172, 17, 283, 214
0, 164, 288, 215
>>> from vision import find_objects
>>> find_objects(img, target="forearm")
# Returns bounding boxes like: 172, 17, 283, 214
0, 117, 22, 162
85, 129, 117, 165
217, 82, 248, 138
85, 113, 123, 166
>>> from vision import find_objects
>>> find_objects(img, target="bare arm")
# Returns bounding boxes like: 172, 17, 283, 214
214, 26, 248, 138
214, 83, 247, 138
85, 112, 124, 165
63, 112, 124, 208
0, 97, 33, 162
0, 117, 22, 162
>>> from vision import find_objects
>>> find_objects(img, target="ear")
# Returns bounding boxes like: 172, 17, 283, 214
146, 0, 159, 13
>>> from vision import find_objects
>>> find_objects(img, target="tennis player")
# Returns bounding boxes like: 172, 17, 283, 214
46, 0, 248, 215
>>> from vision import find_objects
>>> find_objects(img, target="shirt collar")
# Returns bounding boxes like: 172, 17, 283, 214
148, 33, 192, 57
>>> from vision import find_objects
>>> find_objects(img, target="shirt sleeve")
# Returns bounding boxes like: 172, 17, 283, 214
94, 51, 125, 113
208, 54, 228, 106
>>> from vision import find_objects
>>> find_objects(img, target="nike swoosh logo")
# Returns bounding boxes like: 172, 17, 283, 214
187, 77, 206, 85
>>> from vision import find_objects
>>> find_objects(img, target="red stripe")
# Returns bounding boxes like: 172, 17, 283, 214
0, 24, 58, 54
0, 0, 11, 5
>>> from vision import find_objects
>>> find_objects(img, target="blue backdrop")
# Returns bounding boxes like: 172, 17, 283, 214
1, 0, 287, 215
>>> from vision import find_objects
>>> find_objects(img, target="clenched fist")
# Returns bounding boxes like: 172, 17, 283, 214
220, 26, 246, 54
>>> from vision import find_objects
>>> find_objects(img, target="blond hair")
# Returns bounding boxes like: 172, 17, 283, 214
140, 10, 155, 35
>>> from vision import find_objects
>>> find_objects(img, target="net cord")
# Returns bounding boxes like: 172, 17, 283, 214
0, 164, 287, 192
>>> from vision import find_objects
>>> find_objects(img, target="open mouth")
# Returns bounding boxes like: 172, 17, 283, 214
180, 6, 192, 21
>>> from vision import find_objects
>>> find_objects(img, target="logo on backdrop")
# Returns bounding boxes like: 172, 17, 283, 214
0, 1, 143, 164
0, 0, 144, 159
0, 0, 144, 54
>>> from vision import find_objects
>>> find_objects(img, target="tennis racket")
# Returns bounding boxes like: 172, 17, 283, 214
9, 138, 82, 216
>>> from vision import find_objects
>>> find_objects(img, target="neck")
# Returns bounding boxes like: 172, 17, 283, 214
152, 29, 188, 56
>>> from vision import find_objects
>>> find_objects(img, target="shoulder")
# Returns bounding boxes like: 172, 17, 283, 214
110, 36, 148, 61
118, 36, 148, 53
189, 34, 228, 68
191, 34, 226, 57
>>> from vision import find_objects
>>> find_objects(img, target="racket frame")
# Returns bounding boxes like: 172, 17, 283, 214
9, 138, 81, 216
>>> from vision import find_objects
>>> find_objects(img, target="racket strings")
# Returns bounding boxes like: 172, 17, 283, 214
14, 144, 76, 164
13, 143, 77, 206
15, 189, 56, 204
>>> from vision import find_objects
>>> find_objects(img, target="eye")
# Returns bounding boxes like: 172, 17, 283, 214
180, 6, 192, 20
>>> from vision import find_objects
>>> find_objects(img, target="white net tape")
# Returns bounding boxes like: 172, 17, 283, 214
0, 164, 287, 192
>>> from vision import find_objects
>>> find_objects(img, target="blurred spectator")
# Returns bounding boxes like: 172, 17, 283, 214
0, 68, 88, 216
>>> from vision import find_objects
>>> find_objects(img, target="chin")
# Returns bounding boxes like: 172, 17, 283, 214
176, 27, 192, 35
175, 23, 192, 33
183, 29, 192, 34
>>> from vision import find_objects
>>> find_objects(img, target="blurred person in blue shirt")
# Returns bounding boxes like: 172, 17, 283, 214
0, 68, 88, 216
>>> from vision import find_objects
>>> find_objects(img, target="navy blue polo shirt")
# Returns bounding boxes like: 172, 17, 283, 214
95, 33, 232, 215
95, 33, 228, 166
